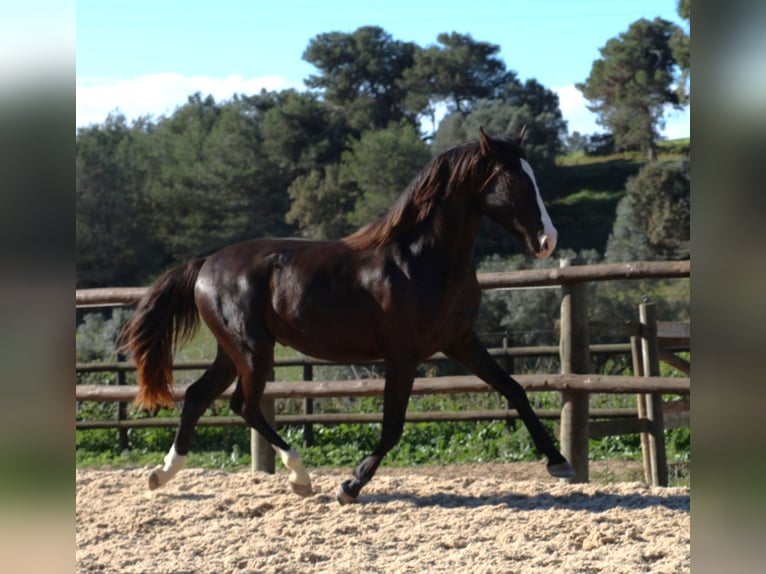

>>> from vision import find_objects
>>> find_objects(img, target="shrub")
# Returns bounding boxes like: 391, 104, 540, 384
606, 160, 690, 262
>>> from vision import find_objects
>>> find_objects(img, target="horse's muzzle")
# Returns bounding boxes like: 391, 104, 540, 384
535, 231, 557, 259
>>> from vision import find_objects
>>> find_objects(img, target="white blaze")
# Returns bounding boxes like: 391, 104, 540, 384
520, 159, 558, 257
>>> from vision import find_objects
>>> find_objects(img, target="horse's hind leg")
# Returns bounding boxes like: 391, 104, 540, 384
236, 343, 313, 497
148, 346, 237, 490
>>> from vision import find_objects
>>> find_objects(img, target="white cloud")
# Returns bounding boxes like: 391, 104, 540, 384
553, 84, 602, 136
76, 73, 296, 127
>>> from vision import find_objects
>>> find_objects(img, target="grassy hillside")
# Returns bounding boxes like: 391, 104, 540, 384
546, 139, 690, 254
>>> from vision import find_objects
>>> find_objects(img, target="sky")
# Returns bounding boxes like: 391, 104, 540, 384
75, 0, 690, 138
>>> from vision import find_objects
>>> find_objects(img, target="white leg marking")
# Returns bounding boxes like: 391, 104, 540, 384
148, 445, 187, 490
520, 158, 558, 257
274, 446, 313, 496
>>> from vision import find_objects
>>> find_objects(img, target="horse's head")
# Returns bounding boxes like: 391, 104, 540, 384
477, 127, 558, 259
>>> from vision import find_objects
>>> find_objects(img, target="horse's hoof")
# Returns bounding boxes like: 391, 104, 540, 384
336, 483, 358, 505
290, 481, 314, 497
548, 461, 576, 478
148, 471, 161, 491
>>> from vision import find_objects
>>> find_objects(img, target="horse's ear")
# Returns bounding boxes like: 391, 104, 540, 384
479, 127, 492, 156
517, 124, 528, 145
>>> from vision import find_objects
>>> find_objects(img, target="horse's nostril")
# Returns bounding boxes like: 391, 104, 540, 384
537, 233, 557, 257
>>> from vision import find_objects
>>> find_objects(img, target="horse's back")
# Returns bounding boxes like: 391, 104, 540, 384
193, 237, 392, 361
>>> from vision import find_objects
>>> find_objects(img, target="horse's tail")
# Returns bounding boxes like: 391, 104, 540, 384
120, 258, 206, 411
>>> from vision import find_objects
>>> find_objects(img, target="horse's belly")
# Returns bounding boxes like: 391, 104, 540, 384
270, 317, 383, 364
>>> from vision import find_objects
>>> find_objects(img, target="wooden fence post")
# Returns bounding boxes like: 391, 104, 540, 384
639, 303, 668, 486
559, 257, 591, 483
116, 351, 129, 452
303, 363, 314, 447
630, 335, 652, 483
251, 368, 276, 474
502, 333, 517, 431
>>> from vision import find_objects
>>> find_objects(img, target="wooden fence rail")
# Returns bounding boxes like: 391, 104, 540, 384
76, 408, 642, 429
75, 374, 689, 403
76, 259, 690, 486
75, 261, 690, 305
75, 343, 646, 374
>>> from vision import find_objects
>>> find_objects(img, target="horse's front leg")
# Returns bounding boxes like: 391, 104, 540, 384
444, 332, 575, 478
336, 362, 416, 505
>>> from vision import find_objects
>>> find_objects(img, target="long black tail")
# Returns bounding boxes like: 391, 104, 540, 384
120, 258, 206, 410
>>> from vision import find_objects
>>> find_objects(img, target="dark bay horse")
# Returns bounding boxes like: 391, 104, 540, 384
121, 127, 574, 504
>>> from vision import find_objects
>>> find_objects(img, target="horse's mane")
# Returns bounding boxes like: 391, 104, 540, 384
343, 140, 490, 249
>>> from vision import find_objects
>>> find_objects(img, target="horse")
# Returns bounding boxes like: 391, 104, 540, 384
121, 127, 575, 505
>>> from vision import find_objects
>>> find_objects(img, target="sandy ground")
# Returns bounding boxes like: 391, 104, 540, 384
76, 462, 689, 573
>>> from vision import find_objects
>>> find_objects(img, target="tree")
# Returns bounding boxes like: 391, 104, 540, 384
303, 26, 417, 132
204, 98, 295, 242
565, 131, 588, 153
577, 17, 685, 160
258, 89, 349, 178
145, 94, 294, 265
670, 0, 691, 105
341, 121, 431, 227
142, 93, 231, 264
286, 164, 358, 239
76, 114, 159, 287
605, 160, 690, 262
402, 32, 515, 133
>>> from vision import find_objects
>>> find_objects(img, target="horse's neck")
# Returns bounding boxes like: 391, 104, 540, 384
395, 189, 483, 277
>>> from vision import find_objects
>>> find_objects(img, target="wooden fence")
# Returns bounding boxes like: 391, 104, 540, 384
76, 259, 690, 486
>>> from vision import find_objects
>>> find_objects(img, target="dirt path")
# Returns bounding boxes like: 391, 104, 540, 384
76, 462, 689, 573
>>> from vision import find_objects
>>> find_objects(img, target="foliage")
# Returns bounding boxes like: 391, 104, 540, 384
303, 26, 417, 132
577, 17, 686, 160
606, 160, 690, 262
341, 121, 432, 227
258, 89, 349, 177
584, 133, 617, 156
402, 32, 514, 126
76, 114, 161, 286
670, 0, 691, 105
76, 95, 298, 286
76, 309, 131, 362
146, 94, 294, 263
285, 164, 357, 239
